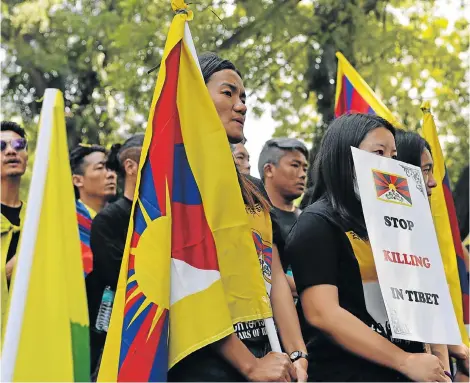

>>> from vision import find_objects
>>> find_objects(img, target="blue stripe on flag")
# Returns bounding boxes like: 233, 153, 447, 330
172, 143, 202, 205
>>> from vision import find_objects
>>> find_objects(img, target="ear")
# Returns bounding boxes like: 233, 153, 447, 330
72, 174, 84, 188
263, 163, 275, 179
123, 159, 138, 176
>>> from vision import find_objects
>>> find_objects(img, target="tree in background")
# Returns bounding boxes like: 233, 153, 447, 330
2, 0, 468, 197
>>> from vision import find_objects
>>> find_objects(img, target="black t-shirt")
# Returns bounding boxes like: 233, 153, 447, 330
272, 206, 299, 272
2, 203, 22, 264
87, 197, 132, 372
273, 207, 299, 241
286, 199, 406, 382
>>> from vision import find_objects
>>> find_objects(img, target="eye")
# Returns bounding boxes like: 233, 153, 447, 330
392, 155, 398, 160
222, 90, 232, 97
291, 163, 299, 168
241, 97, 246, 105
374, 149, 384, 156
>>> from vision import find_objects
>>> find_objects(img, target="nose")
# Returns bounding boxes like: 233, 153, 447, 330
427, 172, 437, 189
4, 144, 17, 155
234, 100, 247, 116
107, 169, 117, 180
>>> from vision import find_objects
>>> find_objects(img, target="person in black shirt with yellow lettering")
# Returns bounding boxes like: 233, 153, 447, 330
286, 114, 448, 382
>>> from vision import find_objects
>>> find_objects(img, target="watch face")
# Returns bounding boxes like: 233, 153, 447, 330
291, 351, 300, 359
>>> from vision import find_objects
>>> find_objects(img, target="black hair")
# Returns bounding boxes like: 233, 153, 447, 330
1, 121, 26, 138
198, 52, 269, 211
198, 52, 242, 84
454, 165, 469, 241
106, 134, 145, 176
69, 144, 107, 199
258, 138, 308, 181
309, 113, 396, 238
395, 129, 432, 167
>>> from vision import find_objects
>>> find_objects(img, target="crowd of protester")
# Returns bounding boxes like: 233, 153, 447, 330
1, 51, 469, 382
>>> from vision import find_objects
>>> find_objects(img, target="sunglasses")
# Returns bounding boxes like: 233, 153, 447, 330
1, 138, 28, 152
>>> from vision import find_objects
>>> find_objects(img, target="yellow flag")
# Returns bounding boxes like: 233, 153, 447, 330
1, 89, 90, 381
98, 2, 271, 381
421, 102, 469, 343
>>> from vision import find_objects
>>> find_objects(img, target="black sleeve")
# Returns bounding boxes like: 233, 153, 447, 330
270, 209, 285, 257
285, 212, 340, 295
90, 209, 126, 291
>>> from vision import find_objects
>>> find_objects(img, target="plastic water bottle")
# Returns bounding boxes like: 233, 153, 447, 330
95, 286, 115, 333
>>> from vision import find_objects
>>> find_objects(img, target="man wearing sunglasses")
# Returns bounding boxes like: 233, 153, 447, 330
1, 121, 29, 331
258, 138, 308, 297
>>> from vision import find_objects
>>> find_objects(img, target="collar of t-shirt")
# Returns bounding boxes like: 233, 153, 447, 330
1, 202, 23, 227
78, 199, 97, 219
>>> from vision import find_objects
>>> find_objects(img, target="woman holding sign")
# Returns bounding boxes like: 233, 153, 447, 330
395, 130, 469, 382
285, 114, 448, 381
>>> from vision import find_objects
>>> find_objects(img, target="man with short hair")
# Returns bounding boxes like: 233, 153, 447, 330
1, 121, 29, 334
258, 138, 308, 295
69, 144, 117, 277
87, 134, 144, 377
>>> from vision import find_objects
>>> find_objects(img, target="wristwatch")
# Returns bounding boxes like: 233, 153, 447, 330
289, 350, 308, 362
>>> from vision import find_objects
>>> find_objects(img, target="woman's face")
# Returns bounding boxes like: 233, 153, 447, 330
421, 148, 437, 197
358, 127, 397, 159
206, 69, 247, 144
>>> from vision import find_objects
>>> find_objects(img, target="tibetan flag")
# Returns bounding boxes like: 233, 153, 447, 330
76, 199, 96, 277
335, 52, 400, 126
1, 89, 90, 381
97, 1, 271, 381
421, 102, 469, 343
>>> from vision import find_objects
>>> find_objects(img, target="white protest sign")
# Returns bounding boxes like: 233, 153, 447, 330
351, 147, 460, 345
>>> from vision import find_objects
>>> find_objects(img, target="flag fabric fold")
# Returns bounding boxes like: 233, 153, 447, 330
421, 102, 469, 343
98, 2, 271, 381
76, 199, 96, 277
335, 51, 400, 126
1, 88, 90, 381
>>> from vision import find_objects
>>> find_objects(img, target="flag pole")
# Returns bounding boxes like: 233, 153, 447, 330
263, 281, 282, 352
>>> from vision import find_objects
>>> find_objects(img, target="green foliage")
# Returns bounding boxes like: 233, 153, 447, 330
2, 0, 468, 189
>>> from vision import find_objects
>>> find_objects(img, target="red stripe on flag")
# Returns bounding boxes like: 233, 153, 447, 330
350, 89, 371, 114
130, 232, 141, 248
77, 213, 92, 230
124, 292, 144, 315
128, 254, 135, 270
335, 76, 347, 117
443, 182, 464, 258
149, 43, 182, 217
171, 202, 219, 271
126, 284, 138, 300
117, 307, 167, 382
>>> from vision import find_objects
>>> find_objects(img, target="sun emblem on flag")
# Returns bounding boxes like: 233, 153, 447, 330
372, 169, 412, 207
252, 230, 272, 285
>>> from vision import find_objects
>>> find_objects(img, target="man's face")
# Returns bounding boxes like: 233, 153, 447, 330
233, 143, 250, 175
265, 150, 308, 200
73, 151, 117, 199
1, 130, 28, 179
